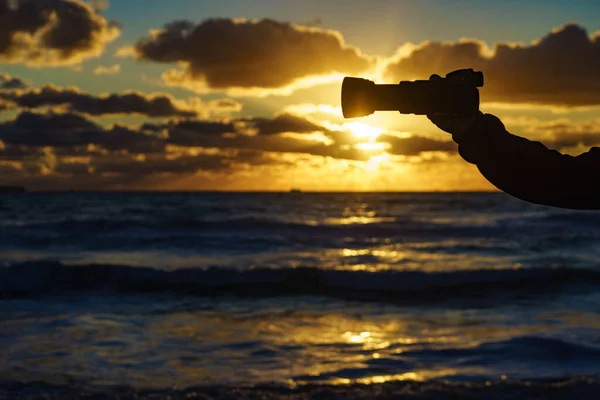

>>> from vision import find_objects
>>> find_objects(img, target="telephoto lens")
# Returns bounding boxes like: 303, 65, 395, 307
341, 69, 483, 118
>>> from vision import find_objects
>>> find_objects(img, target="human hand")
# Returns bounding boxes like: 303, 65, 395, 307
426, 74, 481, 141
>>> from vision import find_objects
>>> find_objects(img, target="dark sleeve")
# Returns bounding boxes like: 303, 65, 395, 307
454, 113, 600, 210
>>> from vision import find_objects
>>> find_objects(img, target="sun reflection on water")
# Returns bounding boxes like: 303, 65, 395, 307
327, 369, 486, 386
4, 303, 563, 388
344, 331, 373, 344
324, 216, 395, 225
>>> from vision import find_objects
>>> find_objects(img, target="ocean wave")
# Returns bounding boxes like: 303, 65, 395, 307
1, 213, 556, 243
1, 261, 599, 302
0, 216, 520, 254
0, 215, 432, 231
293, 336, 600, 385
399, 336, 600, 367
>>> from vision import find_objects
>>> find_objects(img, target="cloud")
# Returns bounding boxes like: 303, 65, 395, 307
507, 117, 600, 150
377, 133, 457, 156
384, 23, 600, 106
205, 98, 243, 113
0, 110, 354, 160
0, 72, 28, 89
0, 0, 120, 67
130, 18, 372, 95
87, 0, 109, 12
92, 153, 229, 176
0, 84, 241, 117
0, 111, 166, 153
244, 113, 328, 135
161, 114, 453, 160
0, 104, 464, 191
0, 98, 14, 111
162, 115, 373, 161
0, 106, 475, 191
0, 110, 317, 189
93, 64, 120, 75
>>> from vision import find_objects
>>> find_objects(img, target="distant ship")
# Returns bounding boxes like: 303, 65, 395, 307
0, 186, 26, 193
289, 188, 302, 193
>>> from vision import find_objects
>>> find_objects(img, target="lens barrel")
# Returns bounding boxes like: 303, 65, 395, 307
341, 77, 480, 118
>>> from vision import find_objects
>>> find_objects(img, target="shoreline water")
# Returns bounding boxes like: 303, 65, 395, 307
3, 377, 600, 399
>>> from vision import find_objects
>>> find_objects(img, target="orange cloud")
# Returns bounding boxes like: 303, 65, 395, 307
384, 24, 600, 106
130, 18, 372, 95
93, 64, 121, 75
377, 133, 456, 156
0, 97, 14, 111
503, 116, 600, 151
0, 0, 120, 67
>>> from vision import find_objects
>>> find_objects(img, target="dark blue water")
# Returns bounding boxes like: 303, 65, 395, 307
1, 192, 600, 397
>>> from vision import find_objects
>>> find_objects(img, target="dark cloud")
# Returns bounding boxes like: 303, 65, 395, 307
245, 113, 327, 135
169, 120, 236, 136
10, 110, 98, 134
384, 23, 600, 106
0, 161, 22, 174
0, 110, 357, 168
0, 72, 28, 89
132, 18, 371, 91
0, 111, 165, 153
220, 134, 369, 161
0, 84, 205, 117
1, 109, 446, 190
0, 109, 459, 165
163, 116, 369, 161
551, 133, 600, 149
101, 124, 166, 154
92, 153, 229, 176
378, 134, 456, 156
162, 113, 332, 145
524, 119, 600, 149
0, 143, 51, 161
0, 0, 120, 66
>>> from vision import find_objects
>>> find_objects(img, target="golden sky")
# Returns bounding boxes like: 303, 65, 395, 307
1, 0, 600, 191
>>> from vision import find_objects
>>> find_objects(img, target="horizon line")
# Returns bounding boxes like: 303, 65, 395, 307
11, 189, 503, 194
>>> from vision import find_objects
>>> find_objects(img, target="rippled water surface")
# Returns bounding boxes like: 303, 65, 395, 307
1, 192, 600, 393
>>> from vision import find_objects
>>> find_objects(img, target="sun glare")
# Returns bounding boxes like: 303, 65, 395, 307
355, 142, 388, 152
343, 122, 384, 141
365, 153, 391, 171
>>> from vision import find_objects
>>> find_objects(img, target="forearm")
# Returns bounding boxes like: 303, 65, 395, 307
455, 114, 600, 209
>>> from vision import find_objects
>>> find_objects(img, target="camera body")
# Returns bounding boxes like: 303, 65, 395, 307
341, 69, 484, 119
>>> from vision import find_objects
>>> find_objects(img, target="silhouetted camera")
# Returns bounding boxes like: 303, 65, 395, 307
341, 69, 484, 118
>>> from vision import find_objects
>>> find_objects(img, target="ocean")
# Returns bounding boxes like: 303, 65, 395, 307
1, 192, 600, 399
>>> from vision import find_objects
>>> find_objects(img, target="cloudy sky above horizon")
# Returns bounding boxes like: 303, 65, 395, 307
2, 0, 600, 191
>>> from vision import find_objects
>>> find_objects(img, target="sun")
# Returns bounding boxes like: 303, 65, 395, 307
365, 153, 391, 171
343, 122, 384, 141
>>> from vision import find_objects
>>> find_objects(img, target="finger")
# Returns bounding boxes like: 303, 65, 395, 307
429, 74, 442, 81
